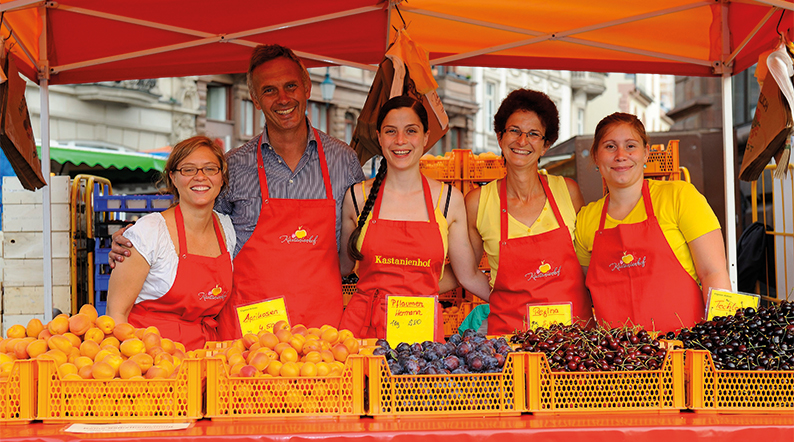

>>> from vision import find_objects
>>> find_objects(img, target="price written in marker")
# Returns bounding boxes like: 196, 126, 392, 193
706, 289, 760, 321
526, 302, 572, 331
235, 296, 290, 336
386, 295, 436, 348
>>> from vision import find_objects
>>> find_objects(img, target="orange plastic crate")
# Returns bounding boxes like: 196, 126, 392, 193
645, 141, 679, 178
685, 350, 794, 413
443, 303, 473, 336
204, 355, 365, 420
525, 349, 685, 413
366, 353, 525, 417
468, 153, 506, 181
342, 283, 357, 307
0, 359, 36, 423
36, 357, 203, 423
420, 153, 457, 181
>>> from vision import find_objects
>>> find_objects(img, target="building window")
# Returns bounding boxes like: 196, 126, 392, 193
309, 102, 328, 133
485, 81, 497, 129
733, 65, 759, 126
450, 127, 461, 150
241, 100, 255, 137
345, 112, 355, 144
206, 84, 230, 121
577, 108, 584, 135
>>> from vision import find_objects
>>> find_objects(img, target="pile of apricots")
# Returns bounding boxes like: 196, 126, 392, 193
216, 321, 360, 378
0, 305, 188, 381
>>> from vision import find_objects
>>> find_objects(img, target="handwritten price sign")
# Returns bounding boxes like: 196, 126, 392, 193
386, 295, 436, 348
235, 296, 290, 336
526, 302, 572, 331
706, 289, 760, 321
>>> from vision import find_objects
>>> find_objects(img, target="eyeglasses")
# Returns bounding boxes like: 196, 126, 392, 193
504, 127, 547, 143
174, 166, 221, 176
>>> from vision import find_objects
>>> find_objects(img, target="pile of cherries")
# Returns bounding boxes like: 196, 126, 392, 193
669, 301, 794, 371
511, 323, 668, 372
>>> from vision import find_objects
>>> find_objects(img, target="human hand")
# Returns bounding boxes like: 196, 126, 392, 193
108, 224, 134, 269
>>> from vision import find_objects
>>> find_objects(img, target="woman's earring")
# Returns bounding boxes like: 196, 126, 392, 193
595, 166, 599, 172
643, 164, 647, 169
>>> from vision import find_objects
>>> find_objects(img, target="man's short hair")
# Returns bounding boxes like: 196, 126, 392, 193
247, 44, 311, 99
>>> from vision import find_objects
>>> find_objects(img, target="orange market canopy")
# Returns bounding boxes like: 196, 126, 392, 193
1, 0, 792, 319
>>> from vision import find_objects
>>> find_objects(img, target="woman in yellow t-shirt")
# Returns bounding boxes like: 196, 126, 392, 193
575, 112, 730, 332
465, 89, 593, 334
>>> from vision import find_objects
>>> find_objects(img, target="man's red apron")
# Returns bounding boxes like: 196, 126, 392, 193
488, 176, 593, 334
339, 175, 445, 340
217, 130, 343, 339
128, 205, 232, 351
586, 180, 704, 332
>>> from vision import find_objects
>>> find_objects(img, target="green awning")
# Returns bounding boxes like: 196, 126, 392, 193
37, 145, 166, 172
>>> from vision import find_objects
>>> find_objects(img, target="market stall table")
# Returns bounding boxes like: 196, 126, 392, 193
2, 413, 792, 442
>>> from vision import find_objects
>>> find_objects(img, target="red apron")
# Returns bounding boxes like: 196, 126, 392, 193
216, 130, 343, 339
128, 204, 233, 351
339, 175, 445, 341
585, 180, 704, 332
488, 176, 592, 334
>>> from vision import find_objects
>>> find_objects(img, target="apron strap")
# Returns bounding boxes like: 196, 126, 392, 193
538, 173, 568, 229
372, 174, 437, 225
499, 179, 509, 243
255, 128, 334, 205
598, 180, 654, 230
175, 204, 188, 258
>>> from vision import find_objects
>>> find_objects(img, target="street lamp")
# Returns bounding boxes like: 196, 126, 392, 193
320, 67, 336, 102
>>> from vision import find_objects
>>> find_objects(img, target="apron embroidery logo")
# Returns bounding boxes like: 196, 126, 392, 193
525, 260, 561, 281
280, 226, 318, 245
199, 284, 227, 301
609, 251, 647, 271
374, 255, 432, 267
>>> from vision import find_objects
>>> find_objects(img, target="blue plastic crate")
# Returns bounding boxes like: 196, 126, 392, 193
93, 184, 173, 213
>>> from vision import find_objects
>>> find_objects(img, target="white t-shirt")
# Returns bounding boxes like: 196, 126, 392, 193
125, 211, 236, 305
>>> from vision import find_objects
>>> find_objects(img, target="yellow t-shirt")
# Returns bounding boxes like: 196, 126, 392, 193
476, 172, 577, 287
356, 182, 449, 279
574, 180, 720, 284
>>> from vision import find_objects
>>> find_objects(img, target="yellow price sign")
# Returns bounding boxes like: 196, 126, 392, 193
526, 302, 572, 331
235, 296, 290, 336
706, 289, 760, 321
386, 295, 436, 348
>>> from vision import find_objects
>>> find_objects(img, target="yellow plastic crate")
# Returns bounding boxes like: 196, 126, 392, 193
468, 153, 507, 181
525, 349, 685, 413
366, 353, 525, 417
204, 355, 365, 420
0, 359, 36, 423
686, 350, 794, 413
420, 153, 457, 181
36, 357, 203, 423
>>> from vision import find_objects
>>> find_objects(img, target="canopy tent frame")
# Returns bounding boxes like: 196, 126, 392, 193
0, 0, 790, 321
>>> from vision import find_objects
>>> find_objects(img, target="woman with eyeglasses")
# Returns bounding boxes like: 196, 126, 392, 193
464, 89, 593, 334
575, 113, 729, 332
107, 136, 235, 350
338, 95, 491, 340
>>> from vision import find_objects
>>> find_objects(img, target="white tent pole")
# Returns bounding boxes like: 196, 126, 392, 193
39, 5, 52, 321
721, 2, 738, 291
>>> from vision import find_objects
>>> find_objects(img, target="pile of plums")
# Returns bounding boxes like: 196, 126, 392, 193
372, 329, 512, 375
669, 301, 794, 371
511, 323, 668, 372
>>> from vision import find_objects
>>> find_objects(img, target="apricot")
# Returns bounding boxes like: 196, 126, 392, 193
119, 359, 142, 379
102, 354, 124, 376
337, 329, 355, 344
130, 353, 154, 374
300, 362, 317, 377
316, 362, 331, 377
230, 339, 245, 353
154, 352, 174, 366
307, 327, 323, 336
258, 332, 279, 350
246, 342, 262, 355
7, 324, 27, 339
63, 373, 83, 380
291, 324, 308, 336
83, 328, 104, 344
242, 333, 259, 349
320, 349, 335, 364
68, 314, 92, 336
63, 333, 82, 348
100, 336, 120, 349
141, 332, 161, 351
320, 327, 339, 345
331, 343, 349, 362
26, 339, 48, 358
68, 347, 81, 363
302, 340, 323, 353
74, 356, 93, 371
78, 365, 94, 379
43, 349, 68, 366
26, 318, 45, 338
80, 340, 101, 359
143, 326, 160, 336
95, 316, 116, 334
37, 329, 53, 342
303, 351, 322, 364
279, 361, 300, 377
273, 342, 291, 355
48, 316, 69, 335
342, 337, 360, 355
120, 338, 145, 358
92, 361, 115, 380
48, 335, 73, 354
14, 339, 33, 359
134, 328, 145, 340
250, 352, 271, 371
272, 320, 290, 333
147, 346, 166, 359
266, 360, 283, 377
238, 364, 257, 377
161, 338, 176, 355
0, 353, 13, 364
58, 363, 78, 377
174, 342, 186, 353
0, 361, 13, 376
78, 304, 99, 323
93, 349, 114, 363
280, 347, 299, 364
275, 329, 293, 344
112, 323, 137, 341
288, 335, 305, 353
227, 352, 245, 367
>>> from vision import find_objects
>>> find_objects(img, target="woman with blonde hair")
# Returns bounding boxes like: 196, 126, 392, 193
107, 136, 235, 350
